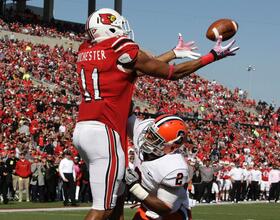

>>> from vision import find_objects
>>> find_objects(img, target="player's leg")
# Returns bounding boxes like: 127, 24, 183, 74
265, 182, 270, 200
260, 180, 265, 200
212, 183, 220, 202
73, 121, 125, 220
18, 177, 23, 202
108, 192, 126, 220
224, 180, 231, 201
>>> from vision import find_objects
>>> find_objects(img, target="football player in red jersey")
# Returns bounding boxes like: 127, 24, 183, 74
260, 163, 270, 200
73, 8, 239, 220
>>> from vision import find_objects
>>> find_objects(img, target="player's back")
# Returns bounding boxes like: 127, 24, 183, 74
76, 36, 139, 140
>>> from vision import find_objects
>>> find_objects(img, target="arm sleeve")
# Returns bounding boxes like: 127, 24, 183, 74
28, 162, 32, 176
127, 114, 137, 140
112, 37, 139, 68
258, 171, 262, 183
213, 165, 223, 172
58, 160, 66, 180
157, 185, 187, 211
31, 164, 37, 173
72, 163, 76, 180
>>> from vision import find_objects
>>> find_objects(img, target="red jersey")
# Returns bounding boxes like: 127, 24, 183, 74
15, 159, 31, 178
261, 168, 270, 181
222, 167, 231, 180
76, 36, 139, 150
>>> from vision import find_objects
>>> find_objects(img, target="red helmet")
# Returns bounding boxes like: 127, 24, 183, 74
140, 114, 187, 156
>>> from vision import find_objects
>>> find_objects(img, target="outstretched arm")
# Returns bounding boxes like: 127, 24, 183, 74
155, 33, 200, 63
133, 36, 239, 80
155, 50, 176, 63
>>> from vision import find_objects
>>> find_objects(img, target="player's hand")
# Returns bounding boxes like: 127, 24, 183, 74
173, 33, 201, 59
210, 35, 239, 60
125, 168, 140, 188
125, 168, 149, 201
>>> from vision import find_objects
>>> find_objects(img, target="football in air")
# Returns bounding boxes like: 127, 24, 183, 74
206, 18, 238, 41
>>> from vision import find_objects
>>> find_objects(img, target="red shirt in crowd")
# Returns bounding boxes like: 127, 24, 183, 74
261, 167, 270, 181
15, 159, 31, 178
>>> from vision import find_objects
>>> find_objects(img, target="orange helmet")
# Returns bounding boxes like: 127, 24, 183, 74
140, 114, 188, 156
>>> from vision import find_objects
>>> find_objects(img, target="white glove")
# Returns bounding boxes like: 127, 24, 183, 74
173, 33, 201, 59
125, 168, 149, 201
210, 35, 239, 60
125, 168, 140, 188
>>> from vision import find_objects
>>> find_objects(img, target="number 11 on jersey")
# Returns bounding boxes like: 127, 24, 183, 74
80, 67, 102, 101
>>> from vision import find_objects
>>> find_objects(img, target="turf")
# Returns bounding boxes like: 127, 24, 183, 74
0, 202, 279, 220
192, 203, 280, 220
0, 201, 91, 209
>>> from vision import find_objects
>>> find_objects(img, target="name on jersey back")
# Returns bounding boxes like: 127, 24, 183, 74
77, 50, 106, 62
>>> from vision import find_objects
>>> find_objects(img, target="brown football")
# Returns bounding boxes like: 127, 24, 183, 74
206, 19, 238, 41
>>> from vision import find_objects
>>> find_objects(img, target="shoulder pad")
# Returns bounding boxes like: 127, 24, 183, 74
112, 37, 137, 52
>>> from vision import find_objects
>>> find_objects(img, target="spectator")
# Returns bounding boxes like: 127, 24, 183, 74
249, 164, 262, 201
44, 154, 58, 202
199, 160, 222, 203
15, 152, 31, 202
268, 164, 280, 202
229, 162, 244, 203
58, 150, 76, 206
0, 156, 9, 204
30, 156, 45, 202
78, 160, 91, 203
191, 164, 202, 202
73, 156, 81, 201
5, 150, 18, 200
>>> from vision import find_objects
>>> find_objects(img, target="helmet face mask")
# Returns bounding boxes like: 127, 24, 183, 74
140, 126, 166, 156
139, 115, 187, 157
85, 8, 134, 43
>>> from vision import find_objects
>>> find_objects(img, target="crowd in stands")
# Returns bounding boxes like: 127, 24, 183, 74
0, 8, 85, 41
0, 11, 279, 205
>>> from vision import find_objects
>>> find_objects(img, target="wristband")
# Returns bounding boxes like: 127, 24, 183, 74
167, 64, 174, 80
129, 183, 149, 201
201, 53, 215, 66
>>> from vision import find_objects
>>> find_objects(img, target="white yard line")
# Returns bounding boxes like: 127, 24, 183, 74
0, 200, 274, 213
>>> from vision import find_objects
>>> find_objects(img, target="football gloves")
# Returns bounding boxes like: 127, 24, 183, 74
125, 168, 140, 188
210, 35, 239, 60
125, 168, 149, 201
173, 33, 201, 60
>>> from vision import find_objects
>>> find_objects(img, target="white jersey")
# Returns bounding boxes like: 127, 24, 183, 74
127, 115, 189, 213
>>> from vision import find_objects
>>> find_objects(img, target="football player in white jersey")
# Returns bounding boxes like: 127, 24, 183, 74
125, 114, 192, 220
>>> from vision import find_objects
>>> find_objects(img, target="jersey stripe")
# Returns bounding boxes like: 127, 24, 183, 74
111, 36, 128, 47
112, 37, 136, 51
110, 131, 119, 206
115, 42, 137, 53
104, 127, 110, 209
104, 126, 118, 209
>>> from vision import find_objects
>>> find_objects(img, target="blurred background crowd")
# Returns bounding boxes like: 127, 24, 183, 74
0, 7, 279, 205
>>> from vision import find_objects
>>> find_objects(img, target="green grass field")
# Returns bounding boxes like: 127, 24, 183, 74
0, 202, 279, 220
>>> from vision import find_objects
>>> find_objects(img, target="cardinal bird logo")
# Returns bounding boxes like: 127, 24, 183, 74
99, 13, 117, 25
